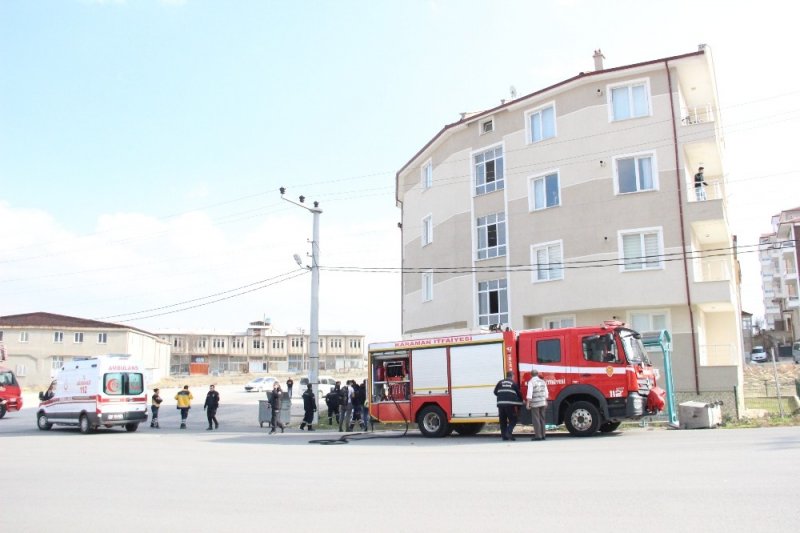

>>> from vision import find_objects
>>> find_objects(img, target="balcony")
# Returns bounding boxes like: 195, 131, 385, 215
695, 256, 731, 282
681, 104, 716, 125
688, 176, 725, 203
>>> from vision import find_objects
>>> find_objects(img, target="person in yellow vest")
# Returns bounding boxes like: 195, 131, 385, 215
175, 385, 193, 429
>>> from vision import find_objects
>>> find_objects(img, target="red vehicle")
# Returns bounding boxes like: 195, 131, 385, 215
0, 366, 24, 419
368, 322, 665, 437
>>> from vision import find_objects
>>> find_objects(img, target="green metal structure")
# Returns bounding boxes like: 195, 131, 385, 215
641, 329, 677, 427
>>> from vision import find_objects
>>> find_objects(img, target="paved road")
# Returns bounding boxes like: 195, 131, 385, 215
3, 385, 799, 532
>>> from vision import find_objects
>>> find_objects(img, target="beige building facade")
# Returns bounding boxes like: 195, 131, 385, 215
0, 312, 171, 388
158, 319, 365, 375
759, 207, 799, 340
396, 47, 743, 412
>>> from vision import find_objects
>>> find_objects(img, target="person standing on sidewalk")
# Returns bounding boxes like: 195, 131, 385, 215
268, 382, 285, 435
286, 377, 294, 397
338, 380, 353, 432
175, 385, 193, 430
493, 371, 523, 441
526, 370, 549, 441
299, 383, 317, 431
204, 384, 220, 430
150, 388, 163, 428
325, 385, 341, 426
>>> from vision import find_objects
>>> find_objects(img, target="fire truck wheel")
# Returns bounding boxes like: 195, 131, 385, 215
37, 412, 53, 430
417, 405, 450, 438
452, 423, 485, 436
599, 421, 621, 433
79, 414, 93, 434
565, 401, 600, 437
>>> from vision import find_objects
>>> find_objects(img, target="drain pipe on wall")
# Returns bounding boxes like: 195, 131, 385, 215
665, 59, 700, 395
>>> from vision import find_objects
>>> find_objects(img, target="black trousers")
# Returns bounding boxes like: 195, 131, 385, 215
327, 406, 340, 424
302, 409, 314, 425
206, 408, 218, 428
498, 405, 519, 438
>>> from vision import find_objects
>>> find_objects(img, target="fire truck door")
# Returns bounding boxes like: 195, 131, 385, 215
578, 334, 626, 398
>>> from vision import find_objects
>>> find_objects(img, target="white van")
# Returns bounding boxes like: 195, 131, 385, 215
36, 355, 148, 434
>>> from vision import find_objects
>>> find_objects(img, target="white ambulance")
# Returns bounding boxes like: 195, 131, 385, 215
36, 355, 148, 434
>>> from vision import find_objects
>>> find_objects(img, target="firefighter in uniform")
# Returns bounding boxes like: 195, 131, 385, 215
299, 383, 317, 431
493, 371, 523, 441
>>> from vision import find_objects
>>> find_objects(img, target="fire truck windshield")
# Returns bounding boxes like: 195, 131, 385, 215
619, 330, 651, 365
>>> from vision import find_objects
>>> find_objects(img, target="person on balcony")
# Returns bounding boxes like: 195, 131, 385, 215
694, 166, 708, 201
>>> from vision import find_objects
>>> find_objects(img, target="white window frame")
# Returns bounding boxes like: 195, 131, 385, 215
476, 212, 507, 260
73, 332, 84, 344
472, 143, 505, 196
53, 331, 64, 343
628, 309, 670, 334
477, 278, 508, 327
97, 332, 108, 344
543, 315, 576, 329
618, 227, 664, 272
528, 170, 561, 211
422, 271, 433, 302
421, 159, 433, 190
421, 214, 433, 247
531, 240, 564, 282
19, 331, 29, 343
613, 151, 658, 195
607, 78, 652, 121
525, 102, 556, 144
480, 118, 494, 135
51, 356, 65, 371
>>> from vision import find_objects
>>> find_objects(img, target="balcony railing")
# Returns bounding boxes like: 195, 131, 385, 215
681, 104, 716, 125
694, 256, 732, 282
689, 178, 724, 202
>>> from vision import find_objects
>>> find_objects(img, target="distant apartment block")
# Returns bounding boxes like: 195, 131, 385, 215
0, 312, 170, 387
157, 319, 365, 375
395, 47, 743, 409
759, 207, 800, 339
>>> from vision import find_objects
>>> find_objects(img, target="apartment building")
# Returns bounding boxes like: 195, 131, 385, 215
759, 207, 800, 340
396, 47, 743, 411
158, 319, 365, 375
0, 312, 170, 387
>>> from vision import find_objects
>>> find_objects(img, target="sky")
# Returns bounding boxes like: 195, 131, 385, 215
1, 0, 798, 344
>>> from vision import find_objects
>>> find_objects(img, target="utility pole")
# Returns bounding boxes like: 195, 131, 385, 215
280, 187, 321, 424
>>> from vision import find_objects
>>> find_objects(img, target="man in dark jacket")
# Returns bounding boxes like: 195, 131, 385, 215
203, 384, 220, 430
299, 383, 317, 431
325, 386, 341, 426
493, 371, 523, 441
268, 382, 285, 435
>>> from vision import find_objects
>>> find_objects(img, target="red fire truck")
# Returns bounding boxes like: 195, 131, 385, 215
368, 322, 665, 437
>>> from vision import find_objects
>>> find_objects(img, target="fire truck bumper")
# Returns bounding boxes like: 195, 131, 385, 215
625, 393, 647, 418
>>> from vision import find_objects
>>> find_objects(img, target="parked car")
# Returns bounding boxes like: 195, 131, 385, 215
300, 375, 337, 394
750, 346, 767, 363
244, 376, 278, 392
793, 341, 800, 364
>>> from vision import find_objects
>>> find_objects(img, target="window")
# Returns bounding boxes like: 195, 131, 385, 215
529, 171, 560, 210
478, 279, 508, 327
97, 332, 107, 344
536, 339, 561, 363
212, 338, 226, 349
349, 339, 362, 349
527, 104, 555, 143
54, 331, 64, 343
331, 338, 343, 350
474, 145, 504, 195
73, 332, 84, 343
253, 339, 264, 349
615, 153, 656, 194
476, 213, 506, 260
421, 160, 433, 189
422, 271, 433, 302
481, 119, 494, 134
532, 241, 564, 282
422, 215, 433, 246
19, 331, 29, 343
271, 339, 285, 350
173, 337, 184, 349
610, 80, 650, 121
619, 228, 663, 271
103, 372, 144, 396
198, 337, 207, 349
291, 337, 305, 349
583, 334, 618, 363
630, 311, 669, 333
0, 331, 3, 341
544, 315, 575, 329
232, 338, 245, 349
51, 356, 64, 371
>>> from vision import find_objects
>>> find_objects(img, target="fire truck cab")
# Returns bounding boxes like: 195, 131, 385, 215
368, 323, 663, 438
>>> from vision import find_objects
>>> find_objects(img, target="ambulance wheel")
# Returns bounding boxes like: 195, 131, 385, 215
565, 401, 600, 437
79, 414, 93, 434
417, 405, 450, 438
599, 421, 621, 433
37, 412, 53, 430
125, 423, 139, 432
452, 423, 485, 436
